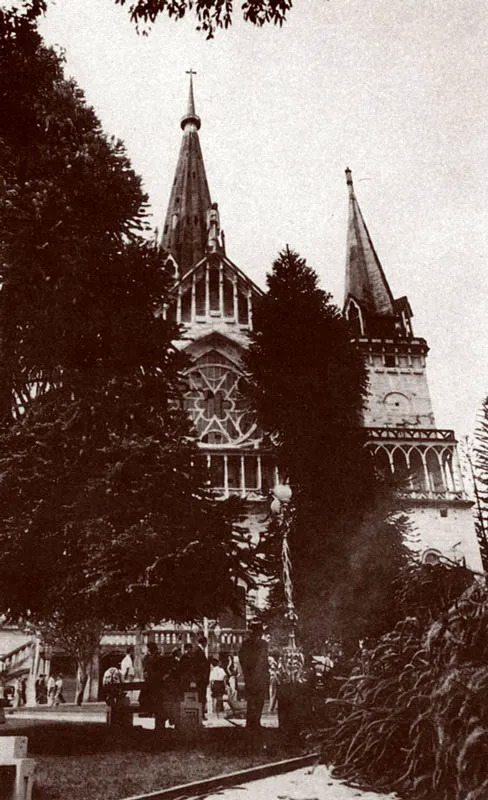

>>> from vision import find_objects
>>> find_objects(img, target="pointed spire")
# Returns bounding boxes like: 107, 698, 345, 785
344, 168, 395, 317
161, 72, 212, 272
181, 69, 201, 131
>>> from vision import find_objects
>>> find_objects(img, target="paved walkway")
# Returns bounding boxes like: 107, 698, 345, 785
197, 764, 398, 800
4, 703, 278, 729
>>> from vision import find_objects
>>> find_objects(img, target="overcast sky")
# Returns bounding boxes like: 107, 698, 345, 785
39, 0, 488, 437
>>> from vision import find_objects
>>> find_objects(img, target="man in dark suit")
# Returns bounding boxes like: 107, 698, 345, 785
192, 635, 210, 718
239, 621, 269, 733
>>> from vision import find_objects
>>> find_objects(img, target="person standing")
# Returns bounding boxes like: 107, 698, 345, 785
177, 643, 196, 697
192, 635, 210, 719
120, 645, 136, 702
13, 677, 22, 707
54, 674, 64, 705
120, 645, 135, 682
47, 674, 56, 706
239, 621, 269, 733
141, 642, 164, 720
225, 654, 239, 704
209, 657, 227, 716
268, 653, 279, 713
35, 674, 47, 704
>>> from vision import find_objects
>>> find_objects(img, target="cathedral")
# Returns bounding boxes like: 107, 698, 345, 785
0, 75, 481, 703
163, 74, 481, 573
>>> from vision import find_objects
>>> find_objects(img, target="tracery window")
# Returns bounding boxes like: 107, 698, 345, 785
184, 351, 259, 446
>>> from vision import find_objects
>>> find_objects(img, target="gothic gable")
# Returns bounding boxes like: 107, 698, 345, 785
173, 255, 262, 339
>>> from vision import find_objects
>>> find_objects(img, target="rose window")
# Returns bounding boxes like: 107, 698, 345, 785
184, 351, 258, 446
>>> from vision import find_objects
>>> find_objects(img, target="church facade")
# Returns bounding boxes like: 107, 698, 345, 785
164, 75, 481, 573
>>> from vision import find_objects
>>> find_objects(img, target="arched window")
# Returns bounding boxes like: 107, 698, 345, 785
409, 448, 426, 492
426, 449, 445, 493
346, 299, 364, 336
373, 447, 392, 480
422, 549, 442, 565
185, 351, 259, 447
392, 447, 409, 485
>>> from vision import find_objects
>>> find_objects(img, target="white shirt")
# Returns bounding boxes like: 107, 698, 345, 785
210, 665, 226, 683
120, 654, 135, 681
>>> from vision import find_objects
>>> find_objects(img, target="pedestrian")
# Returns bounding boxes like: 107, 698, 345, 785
35, 674, 47, 704
20, 676, 27, 706
225, 654, 238, 703
191, 635, 210, 719
13, 677, 21, 707
209, 657, 227, 716
239, 620, 269, 733
54, 674, 64, 705
177, 642, 196, 697
268, 653, 279, 713
120, 644, 136, 702
47, 674, 56, 706
160, 649, 181, 726
120, 645, 135, 683
140, 642, 164, 725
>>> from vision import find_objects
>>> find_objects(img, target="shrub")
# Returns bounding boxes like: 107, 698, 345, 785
321, 566, 488, 799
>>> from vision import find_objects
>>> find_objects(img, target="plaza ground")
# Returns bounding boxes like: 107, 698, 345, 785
1, 704, 398, 800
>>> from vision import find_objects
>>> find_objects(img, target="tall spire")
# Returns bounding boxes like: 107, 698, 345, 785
344, 168, 395, 316
181, 69, 201, 131
161, 71, 212, 272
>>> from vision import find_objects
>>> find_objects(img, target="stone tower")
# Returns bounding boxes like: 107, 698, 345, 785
343, 169, 481, 570
162, 76, 276, 511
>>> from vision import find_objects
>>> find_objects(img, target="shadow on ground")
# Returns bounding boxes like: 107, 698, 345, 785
1, 719, 307, 800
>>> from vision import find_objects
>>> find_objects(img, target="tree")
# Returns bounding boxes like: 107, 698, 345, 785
245, 248, 411, 651
0, 10, 259, 688
28, 613, 105, 705
13, 0, 294, 39
117, 0, 293, 37
0, 8, 153, 420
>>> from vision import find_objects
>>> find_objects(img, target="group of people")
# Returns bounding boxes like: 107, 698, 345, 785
113, 636, 215, 720
35, 673, 64, 705
113, 635, 250, 722
110, 620, 281, 734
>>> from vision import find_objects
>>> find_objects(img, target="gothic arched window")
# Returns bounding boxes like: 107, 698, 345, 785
346, 299, 364, 336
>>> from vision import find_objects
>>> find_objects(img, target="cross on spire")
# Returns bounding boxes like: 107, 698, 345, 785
182, 69, 199, 128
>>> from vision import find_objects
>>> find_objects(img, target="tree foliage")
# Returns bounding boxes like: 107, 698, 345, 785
0, 8, 154, 418
10, 0, 293, 39
322, 563, 481, 800
117, 0, 293, 38
245, 248, 411, 651
0, 10, 257, 634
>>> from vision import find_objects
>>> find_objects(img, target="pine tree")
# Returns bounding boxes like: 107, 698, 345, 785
246, 248, 411, 651
0, 12, 256, 641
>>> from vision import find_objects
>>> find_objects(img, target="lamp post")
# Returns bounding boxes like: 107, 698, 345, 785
271, 484, 304, 683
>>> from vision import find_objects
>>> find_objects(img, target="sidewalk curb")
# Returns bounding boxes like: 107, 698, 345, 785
121, 753, 319, 800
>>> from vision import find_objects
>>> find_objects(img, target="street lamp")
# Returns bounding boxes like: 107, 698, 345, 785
271, 484, 304, 683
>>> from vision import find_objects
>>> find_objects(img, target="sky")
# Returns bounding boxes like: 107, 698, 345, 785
38, 0, 488, 438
